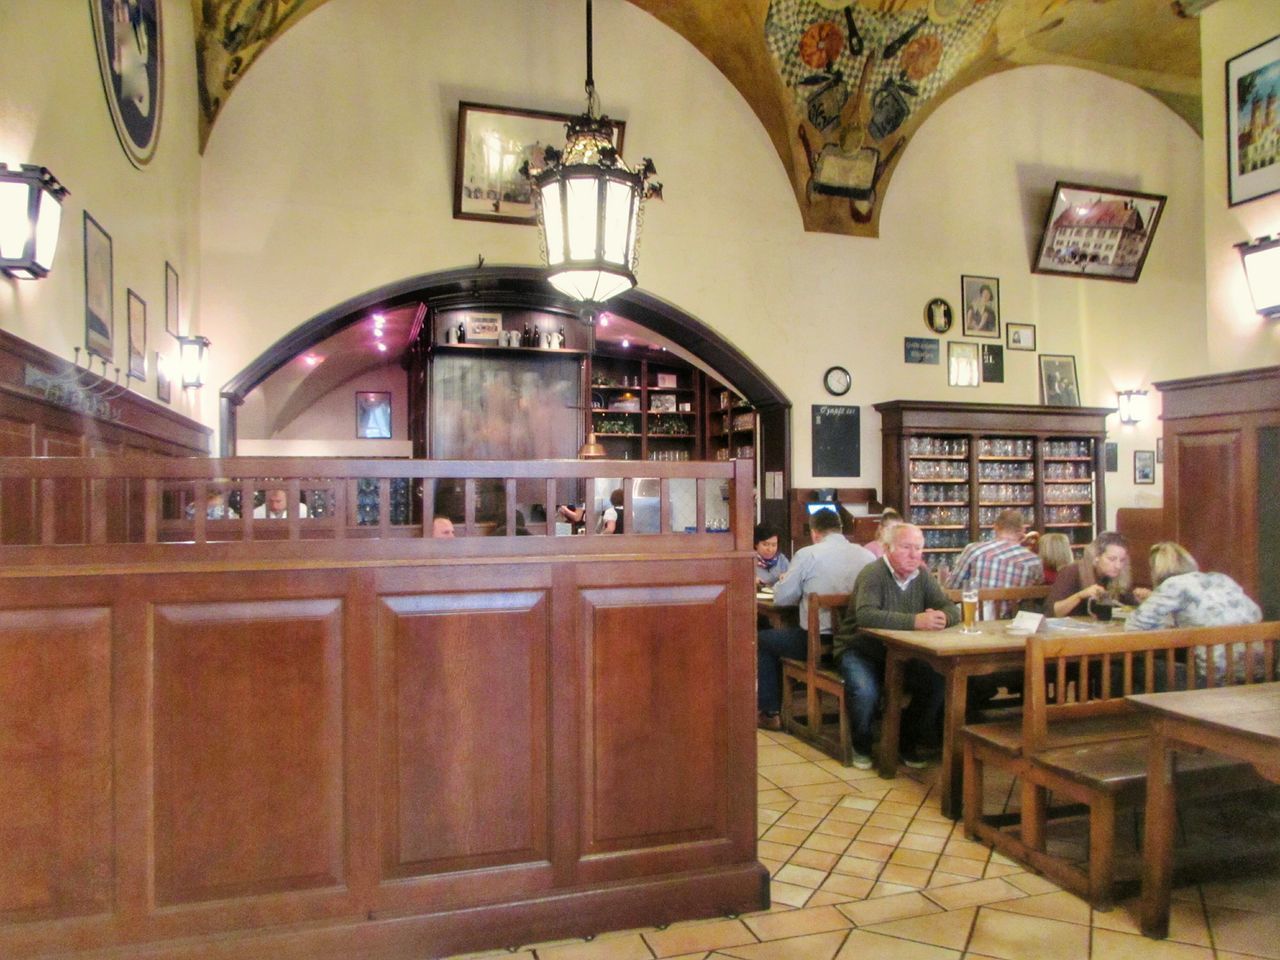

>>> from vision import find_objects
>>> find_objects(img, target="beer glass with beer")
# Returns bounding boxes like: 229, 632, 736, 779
960, 587, 980, 634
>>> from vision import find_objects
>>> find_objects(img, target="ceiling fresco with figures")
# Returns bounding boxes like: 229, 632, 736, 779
192, 0, 1208, 238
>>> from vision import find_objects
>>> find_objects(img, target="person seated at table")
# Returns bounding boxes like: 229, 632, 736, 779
187, 490, 238, 520
756, 507, 874, 731
431, 516, 455, 538
253, 487, 309, 519
1037, 532, 1074, 585
753, 523, 789, 588
491, 509, 531, 536
862, 507, 902, 559
598, 488, 625, 534
948, 508, 1043, 618
834, 523, 959, 769
1045, 530, 1148, 617
1126, 541, 1260, 685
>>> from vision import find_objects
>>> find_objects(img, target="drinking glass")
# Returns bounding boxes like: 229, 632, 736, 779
961, 587, 980, 634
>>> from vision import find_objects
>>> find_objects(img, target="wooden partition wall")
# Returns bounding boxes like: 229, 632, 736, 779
0, 457, 766, 960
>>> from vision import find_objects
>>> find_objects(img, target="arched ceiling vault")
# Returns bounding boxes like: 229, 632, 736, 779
194, 0, 1207, 238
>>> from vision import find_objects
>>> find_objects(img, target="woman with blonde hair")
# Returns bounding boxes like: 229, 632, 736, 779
1036, 532, 1073, 585
863, 507, 902, 559
1045, 530, 1149, 617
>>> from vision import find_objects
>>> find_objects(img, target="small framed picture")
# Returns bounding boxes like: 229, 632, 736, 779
84, 212, 113, 362
155, 351, 171, 404
1039, 354, 1080, 407
1134, 449, 1156, 484
1006, 323, 1036, 351
650, 393, 677, 413
947, 341, 980, 387
924, 297, 953, 334
1226, 34, 1280, 206
981, 344, 1004, 383
960, 275, 1000, 339
165, 261, 180, 336
126, 289, 147, 380
1156, 437, 1164, 464
465, 312, 502, 343
1104, 442, 1118, 473
1032, 182, 1166, 282
356, 391, 392, 439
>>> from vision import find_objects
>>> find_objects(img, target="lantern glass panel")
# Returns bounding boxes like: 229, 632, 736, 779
602, 178, 633, 265
34, 193, 62, 271
0, 180, 28, 261
565, 176, 600, 261
541, 182, 565, 265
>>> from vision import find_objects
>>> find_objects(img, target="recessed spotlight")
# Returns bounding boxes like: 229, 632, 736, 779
621, 338, 630, 348
376, 342, 387, 352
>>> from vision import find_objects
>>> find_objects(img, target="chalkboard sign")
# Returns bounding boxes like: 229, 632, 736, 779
812, 405, 860, 477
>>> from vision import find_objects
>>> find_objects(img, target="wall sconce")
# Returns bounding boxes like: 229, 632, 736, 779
1117, 389, 1149, 425
177, 335, 210, 389
0, 163, 68, 279
1236, 235, 1280, 320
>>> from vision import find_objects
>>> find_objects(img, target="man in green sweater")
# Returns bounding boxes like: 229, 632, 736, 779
833, 523, 960, 769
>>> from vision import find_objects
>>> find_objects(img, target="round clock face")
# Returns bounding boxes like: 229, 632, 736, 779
824, 366, 852, 396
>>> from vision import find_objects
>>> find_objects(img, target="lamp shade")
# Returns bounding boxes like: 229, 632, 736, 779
1236, 235, 1280, 320
0, 163, 68, 279
177, 335, 210, 389
1117, 389, 1149, 425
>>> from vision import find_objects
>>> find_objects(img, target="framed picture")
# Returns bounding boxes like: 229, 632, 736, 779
1039, 354, 1080, 407
981, 344, 1004, 383
650, 393, 677, 412
924, 297, 952, 334
165, 262, 180, 336
1226, 34, 1280, 206
960, 275, 1000, 338
1104, 442, 1118, 473
1134, 449, 1156, 485
454, 101, 625, 225
356, 391, 392, 440
126, 289, 147, 380
947, 341, 980, 387
89, 0, 163, 168
83, 212, 113, 362
904, 337, 940, 364
465, 312, 503, 343
1006, 322, 1036, 351
155, 351, 171, 404
1032, 182, 1166, 282
1156, 437, 1164, 463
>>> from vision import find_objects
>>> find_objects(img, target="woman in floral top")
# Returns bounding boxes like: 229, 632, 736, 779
1125, 541, 1261, 684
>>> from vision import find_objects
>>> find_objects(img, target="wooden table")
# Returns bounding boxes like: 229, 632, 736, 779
756, 592, 799, 630
862, 618, 1125, 819
1129, 683, 1280, 938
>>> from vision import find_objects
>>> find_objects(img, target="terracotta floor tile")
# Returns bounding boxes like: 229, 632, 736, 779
844, 839, 895, 862
899, 833, 947, 854
983, 890, 1090, 926
834, 928, 963, 959
869, 812, 913, 831
832, 855, 885, 879
884, 786, 931, 805
718, 929, 849, 960
1200, 873, 1280, 913
923, 877, 1026, 911
820, 873, 876, 899
890, 847, 940, 870
803, 832, 851, 855
980, 861, 1020, 879
1207, 904, 1280, 960
768, 880, 815, 908
838, 891, 943, 927
791, 800, 836, 818
824, 805, 871, 824
815, 819, 862, 840
906, 819, 955, 839
788, 847, 839, 871
1090, 896, 1211, 947
860, 905, 977, 951
534, 932, 655, 960
643, 919, 758, 958
1090, 928, 1214, 960
758, 744, 808, 766
869, 881, 925, 899
776, 812, 821, 831
785, 783, 853, 802
857, 825, 905, 846
1002, 872, 1062, 896
758, 789, 791, 805
757, 809, 783, 827
942, 839, 991, 862
837, 795, 881, 812
879, 800, 922, 818
742, 904, 852, 941
760, 858, 784, 876
782, 741, 837, 762
934, 855, 986, 879
761, 825, 810, 846
927, 871, 975, 889
878, 864, 933, 888
757, 840, 797, 861
760, 764, 842, 788
774, 863, 829, 889
967, 908, 1088, 960
804, 890, 857, 908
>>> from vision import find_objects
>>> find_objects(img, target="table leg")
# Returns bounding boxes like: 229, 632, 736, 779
939, 665, 968, 820
1140, 726, 1175, 939
876, 653, 904, 780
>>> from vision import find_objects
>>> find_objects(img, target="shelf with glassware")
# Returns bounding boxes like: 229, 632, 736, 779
589, 353, 703, 461
705, 386, 756, 462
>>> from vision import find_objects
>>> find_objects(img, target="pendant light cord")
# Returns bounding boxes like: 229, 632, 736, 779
584, 0, 599, 117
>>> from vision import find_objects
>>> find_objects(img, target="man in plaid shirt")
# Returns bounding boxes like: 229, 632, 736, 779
948, 509, 1044, 618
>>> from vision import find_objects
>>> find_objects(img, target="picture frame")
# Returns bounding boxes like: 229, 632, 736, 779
454, 101, 625, 225
1156, 437, 1164, 464
83, 212, 113, 362
356, 391, 392, 440
904, 337, 940, 365
465, 312, 503, 343
1006, 322, 1036, 351
1039, 354, 1080, 407
1134, 449, 1156, 485
165, 261, 180, 336
89, 0, 163, 168
960, 275, 1000, 338
155, 351, 171, 404
947, 341, 980, 387
126, 289, 146, 380
650, 393, 677, 413
1226, 34, 1280, 206
1104, 442, 1118, 473
1032, 182, 1166, 282
981, 344, 1004, 383
924, 297, 952, 334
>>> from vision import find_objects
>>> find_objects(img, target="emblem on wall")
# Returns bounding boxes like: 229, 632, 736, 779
90, 0, 164, 167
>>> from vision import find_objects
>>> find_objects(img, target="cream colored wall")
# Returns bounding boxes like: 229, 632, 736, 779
0, 0, 202, 422
1200, 0, 1280, 372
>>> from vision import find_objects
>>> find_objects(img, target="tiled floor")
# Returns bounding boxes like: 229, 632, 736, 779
457, 729, 1280, 960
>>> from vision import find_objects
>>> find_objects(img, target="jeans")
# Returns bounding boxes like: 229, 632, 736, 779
756, 626, 809, 714
838, 648, 945, 756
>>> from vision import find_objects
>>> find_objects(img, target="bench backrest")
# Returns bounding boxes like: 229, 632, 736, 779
805, 594, 853, 671
945, 584, 1050, 620
1023, 620, 1280, 751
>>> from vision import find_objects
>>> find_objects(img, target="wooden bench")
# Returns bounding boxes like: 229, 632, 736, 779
779, 593, 853, 765
963, 621, 1280, 907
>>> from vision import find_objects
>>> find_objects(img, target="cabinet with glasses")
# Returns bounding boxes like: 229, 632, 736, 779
876, 401, 1112, 578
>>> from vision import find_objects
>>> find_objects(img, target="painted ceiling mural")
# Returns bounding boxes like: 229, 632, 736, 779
192, 0, 1203, 237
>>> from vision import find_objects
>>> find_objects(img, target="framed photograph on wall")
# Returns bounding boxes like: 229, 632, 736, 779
960, 275, 1000, 338
1006, 322, 1036, 351
356, 391, 392, 440
1032, 182, 1166, 282
1134, 449, 1156, 484
1157, 437, 1164, 463
924, 297, 952, 334
155, 352, 171, 403
1039, 354, 1080, 407
454, 102, 625, 225
83, 212, 113, 362
1226, 34, 1280, 206
947, 341, 980, 387
1104, 442, 1118, 473
981, 344, 1004, 383
165, 261, 180, 336
126, 289, 146, 380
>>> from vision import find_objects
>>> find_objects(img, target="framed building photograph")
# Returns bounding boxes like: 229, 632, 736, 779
126, 289, 146, 380
1032, 182, 1166, 282
165, 261, 180, 336
960, 275, 1000, 338
1227, 34, 1280, 206
83, 212, 113, 362
356, 391, 392, 439
1006, 322, 1036, 351
1134, 449, 1156, 484
1039, 354, 1080, 407
947, 341, 980, 387
454, 101, 625, 225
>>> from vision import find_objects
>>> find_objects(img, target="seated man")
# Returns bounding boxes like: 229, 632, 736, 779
756, 507, 874, 730
431, 516, 455, 538
947, 508, 1043, 618
253, 487, 310, 519
834, 523, 959, 769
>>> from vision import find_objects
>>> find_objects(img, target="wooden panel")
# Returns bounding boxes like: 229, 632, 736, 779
0, 607, 112, 922
1172, 430, 1245, 589
1259, 427, 1280, 621
0, 415, 36, 544
1115, 507, 1165, 587
1155, 365, 1280, 420
378, 590, 550, 878
153, 599, 345, 905
580, 583, 730, 857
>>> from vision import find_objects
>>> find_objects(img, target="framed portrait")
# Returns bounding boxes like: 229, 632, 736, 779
1134, 449, 1156, 485
981, 344, 1004, 383
454, 101, 625, 225
165, 261, 180, 336
1226, 34, 1280, 206
1039, 354, 1081, 407
89, 0, 163, 168
960, 275, 1000, 338
126, 289, 146, 380
1006, 322, 1036, 351
947, 341, 980, 387
155, 351, 171, 404
1032, 182, 1166, 282
356, 391, 392, 440
83, 212, 113, 362
924, 297, 952, 334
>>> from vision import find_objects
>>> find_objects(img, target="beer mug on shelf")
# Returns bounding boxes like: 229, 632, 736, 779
961, 587, 980, 634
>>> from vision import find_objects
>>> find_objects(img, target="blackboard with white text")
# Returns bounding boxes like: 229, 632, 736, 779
812, 405, 860, 477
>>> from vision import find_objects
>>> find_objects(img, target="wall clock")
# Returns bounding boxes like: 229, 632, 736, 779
823, 366, 852, 396
90, 0, 164, 168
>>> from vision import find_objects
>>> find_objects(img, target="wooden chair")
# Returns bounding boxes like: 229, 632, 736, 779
779, 593, 853, 765
945, 584, 1050, 620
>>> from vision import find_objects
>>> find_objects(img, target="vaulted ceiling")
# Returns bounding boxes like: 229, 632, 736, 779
194, 0, 1208, 238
